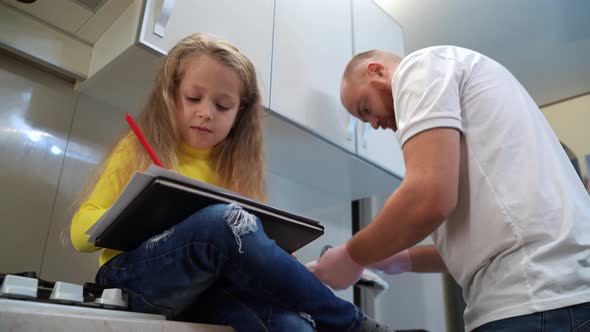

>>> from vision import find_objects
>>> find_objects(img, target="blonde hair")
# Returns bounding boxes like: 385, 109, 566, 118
80, 33, 266, 203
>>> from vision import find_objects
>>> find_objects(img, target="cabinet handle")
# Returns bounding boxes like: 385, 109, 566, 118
362, 122, 372, 148
154, 0, 176, 37
347, 115, 356, 141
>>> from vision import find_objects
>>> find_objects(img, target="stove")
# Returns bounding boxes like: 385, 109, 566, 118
0, 272, 232, 332
0, 271, 156, 314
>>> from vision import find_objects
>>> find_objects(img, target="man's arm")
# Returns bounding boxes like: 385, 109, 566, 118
408, 245, 447, 273
368, 244, 447, 274
347, 127, 460, 266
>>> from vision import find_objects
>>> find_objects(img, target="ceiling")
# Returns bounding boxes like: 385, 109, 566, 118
376, 0, 590, 106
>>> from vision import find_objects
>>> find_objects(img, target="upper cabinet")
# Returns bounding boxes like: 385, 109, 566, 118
0, 0, 135, 43
139, 0, 274, 106
270, 0, 356, 152
352, 0, 406, 178
78, 0, 274, 112
0, 0, 136, 79
1, 0, 94, 36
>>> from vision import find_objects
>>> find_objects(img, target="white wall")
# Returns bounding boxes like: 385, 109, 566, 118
0, 51, 77, 274
267, 171, 354, 302
371, 0, 590, 107
541, 93, 590, 179
360, 196, 448, 332
41, 91, 129, 283
377, 242, 447, 332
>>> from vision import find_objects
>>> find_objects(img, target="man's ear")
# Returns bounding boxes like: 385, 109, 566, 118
367, 62, 390, 88
367, 62, 385, 77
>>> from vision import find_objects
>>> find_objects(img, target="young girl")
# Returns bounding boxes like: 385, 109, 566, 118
71, 33, 391, 332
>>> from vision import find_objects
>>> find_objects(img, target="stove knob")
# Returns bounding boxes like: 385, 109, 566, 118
0, 274, 38, 299
95, 288, 128, 309
49, 281, 84, 303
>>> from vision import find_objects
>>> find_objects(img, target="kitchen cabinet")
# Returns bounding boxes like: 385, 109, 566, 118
2, 0, 405, 179
0, 2, 91, 80
2, 0, 96, 35
0, 0, 134, 43
352, 0, 406, 177
79, 0, 274, 112
138, 0, 274, 105
270, 0, 356, 152
0, 0, 136, 79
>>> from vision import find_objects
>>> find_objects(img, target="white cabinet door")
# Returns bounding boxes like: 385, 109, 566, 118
270, 0, 355, 152
357, 122, 405, 178
139, 0, 274, 107
352, 0, 405, 177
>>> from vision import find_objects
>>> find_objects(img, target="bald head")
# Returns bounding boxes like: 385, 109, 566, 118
342, 50, 402, 83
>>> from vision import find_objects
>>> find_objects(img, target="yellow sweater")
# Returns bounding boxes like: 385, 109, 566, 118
71, 137, 218, 266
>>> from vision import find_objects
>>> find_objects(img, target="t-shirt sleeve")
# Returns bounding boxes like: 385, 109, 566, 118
393, 51, 463, 146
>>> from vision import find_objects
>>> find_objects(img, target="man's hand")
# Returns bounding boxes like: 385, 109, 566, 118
305, 244, 363, 290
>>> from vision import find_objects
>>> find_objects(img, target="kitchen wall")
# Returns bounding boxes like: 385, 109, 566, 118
0, 52, 77, 275
358, 196, 448, 332
377, 240, 447, 332
541, 93, 590, 180
372, 0, 590, 107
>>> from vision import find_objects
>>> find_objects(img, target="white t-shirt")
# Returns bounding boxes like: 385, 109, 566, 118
392, 46, 590, 331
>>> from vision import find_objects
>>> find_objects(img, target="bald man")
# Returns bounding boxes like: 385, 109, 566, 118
307, 46, 590, 331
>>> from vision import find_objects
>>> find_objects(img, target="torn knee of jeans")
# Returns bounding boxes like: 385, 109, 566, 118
145, 227, 174, 249
299, 312, 316, 328
223, 202, 258, 253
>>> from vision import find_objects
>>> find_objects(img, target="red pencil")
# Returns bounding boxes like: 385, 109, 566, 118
125, 113, 164, 167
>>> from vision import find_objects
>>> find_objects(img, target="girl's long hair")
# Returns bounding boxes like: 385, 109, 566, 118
79, 33, 266, 205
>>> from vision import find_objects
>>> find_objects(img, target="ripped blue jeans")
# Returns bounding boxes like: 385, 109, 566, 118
96, 203, 364, 332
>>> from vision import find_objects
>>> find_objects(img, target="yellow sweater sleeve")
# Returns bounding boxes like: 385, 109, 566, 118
70, 138, 134, 252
